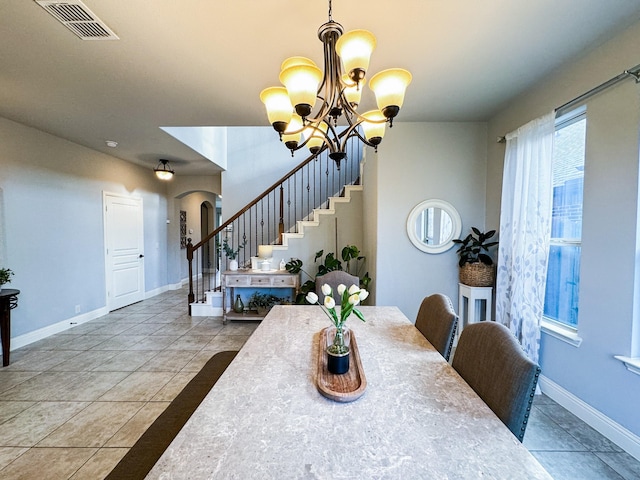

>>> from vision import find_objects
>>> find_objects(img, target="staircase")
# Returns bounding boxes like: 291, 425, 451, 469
187, 140, 364, 315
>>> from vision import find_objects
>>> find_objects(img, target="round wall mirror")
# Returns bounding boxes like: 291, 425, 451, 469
406, 199, 462, 254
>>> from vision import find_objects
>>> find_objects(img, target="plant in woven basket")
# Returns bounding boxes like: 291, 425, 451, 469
453, 228, 498, 286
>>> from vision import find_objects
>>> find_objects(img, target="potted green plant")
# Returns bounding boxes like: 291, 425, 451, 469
285, 245, 372, 304
248, 292, 285, 316
453, 227, 498, 287
222, 238, 246, 271
0, 268, 14, 290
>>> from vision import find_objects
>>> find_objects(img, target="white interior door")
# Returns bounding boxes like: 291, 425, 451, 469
104, 193, 144, 311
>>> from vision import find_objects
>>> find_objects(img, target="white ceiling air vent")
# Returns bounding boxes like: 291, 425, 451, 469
35, 0, 119, 40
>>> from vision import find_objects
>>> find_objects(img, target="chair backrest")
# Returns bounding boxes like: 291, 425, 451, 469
315, 271, 360, 302
414, 294, 458, 361
452, 321, 541, 442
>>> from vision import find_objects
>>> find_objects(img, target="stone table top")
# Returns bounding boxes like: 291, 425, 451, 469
148, 305, 552, 479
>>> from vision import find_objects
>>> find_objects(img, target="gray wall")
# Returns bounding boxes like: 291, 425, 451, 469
370, 122, 488, 321
487, 20, 640, 436
0, 117, 171, 338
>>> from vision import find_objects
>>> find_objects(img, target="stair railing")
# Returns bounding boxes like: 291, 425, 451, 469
186, 138, 362, 312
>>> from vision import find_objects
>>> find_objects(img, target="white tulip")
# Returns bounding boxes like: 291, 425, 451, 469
321, 284, 332, 296
306, 292, 319, 304
348, 284, 360, 295
358, 290, 369, 302
324, 296, 336, 309
348, 294, 360, 306
337, 284, 347, 296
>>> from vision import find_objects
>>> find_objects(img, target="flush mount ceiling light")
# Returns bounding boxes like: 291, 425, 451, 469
260, 0, 411, 169
154, 159, 174, 180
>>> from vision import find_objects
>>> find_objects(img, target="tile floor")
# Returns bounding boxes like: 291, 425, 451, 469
0, 287, 639, 479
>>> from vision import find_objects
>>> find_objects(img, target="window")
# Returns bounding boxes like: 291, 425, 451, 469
543, 109, 586, 329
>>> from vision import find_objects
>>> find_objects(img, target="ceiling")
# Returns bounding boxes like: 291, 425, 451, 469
2, 1, 640, 176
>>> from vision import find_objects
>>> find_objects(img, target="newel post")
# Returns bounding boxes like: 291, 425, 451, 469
187, 238, 194, 312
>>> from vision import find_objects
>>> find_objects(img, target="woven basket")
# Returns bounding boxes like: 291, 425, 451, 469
459, 263, 495, 287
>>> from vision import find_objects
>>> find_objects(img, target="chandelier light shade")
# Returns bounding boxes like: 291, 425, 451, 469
154, 159, 175, 180
282, 114, 303, 150
369, 68, 413, 119
335, 29, 376, 83
260, 0, 411, 169
361, 110, 387, 146
259, 87, 293, 134
279, 61, 323, 118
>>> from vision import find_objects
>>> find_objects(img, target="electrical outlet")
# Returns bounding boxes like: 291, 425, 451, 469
75, 305, 81, 314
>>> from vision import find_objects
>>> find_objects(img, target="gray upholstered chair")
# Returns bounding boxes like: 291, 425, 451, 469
414, 294, 458, 361
315, 271, 359, 302
452, 321, 541, 442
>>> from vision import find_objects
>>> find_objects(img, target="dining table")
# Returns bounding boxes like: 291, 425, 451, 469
147, 305, 552, 479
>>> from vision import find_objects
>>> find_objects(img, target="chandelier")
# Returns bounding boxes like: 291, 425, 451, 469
260, 0, 411, 169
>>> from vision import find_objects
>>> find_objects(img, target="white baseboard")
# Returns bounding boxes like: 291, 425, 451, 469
539, 375, 640, 461
11, 306, 109, 351
145, 285, 169, 298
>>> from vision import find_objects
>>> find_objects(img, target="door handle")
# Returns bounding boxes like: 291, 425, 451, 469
139, 254, 144, 258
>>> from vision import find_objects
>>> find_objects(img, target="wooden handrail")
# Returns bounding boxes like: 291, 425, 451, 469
190, 149, 323, 252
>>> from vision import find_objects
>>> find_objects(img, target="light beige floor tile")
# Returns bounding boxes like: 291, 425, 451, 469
91, 349, 160, 372
52, 334, 115, 351
137, 350, 197, 372
185, 325, 225, 337
113, 312, 157, 321
69, 447, 129, 480
89, 322, 141, 335
144, 313, 192, 324
3, 350, 80, 371
44, 371, 132, 401
0, 371, 40, 394
221, 321, 261, 336
90, 335, 147, 350
38, 401, 145, 448
0, 447, 97, 480
152, 323, 197, 336
166, 335, 215, 351
0, 401, 90, 446
152, 370, 199, 400
0, 401, 36, 424
0, 446, 29, 470
121, 322, 166, 336
98, 371, 177, 401
129, 335, 179, 350
105, 401, 170, 447
203, 335, 251, 352
48, 349, 120, 372
0, 372, 74, 401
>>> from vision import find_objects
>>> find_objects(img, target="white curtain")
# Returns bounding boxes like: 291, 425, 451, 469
496, 112, 555, 364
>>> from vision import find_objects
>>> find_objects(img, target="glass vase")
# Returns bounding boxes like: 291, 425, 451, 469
326, 325, 350, 374
233, 294, 244, 313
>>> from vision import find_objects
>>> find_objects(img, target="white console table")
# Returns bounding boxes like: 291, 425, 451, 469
221, 270, 300, 324
458, 283, 493, 339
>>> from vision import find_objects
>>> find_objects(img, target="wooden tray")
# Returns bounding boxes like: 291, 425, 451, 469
316, 327, 367, 402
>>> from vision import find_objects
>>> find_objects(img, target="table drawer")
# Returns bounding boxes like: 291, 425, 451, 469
250, 276, 272, 286
226, 276, 250, 286
272, 276, 296, 287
